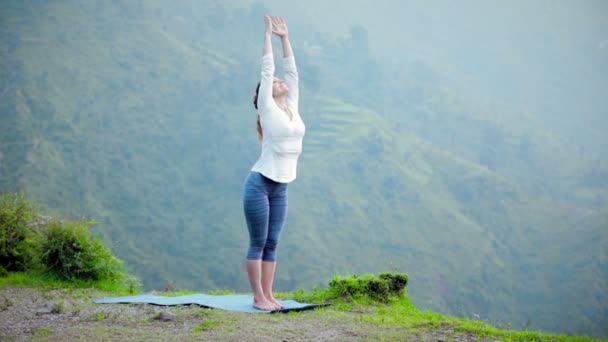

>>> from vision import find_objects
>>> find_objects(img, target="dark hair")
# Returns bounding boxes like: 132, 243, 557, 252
253, 82, 261, 110
253, 82, 262, 141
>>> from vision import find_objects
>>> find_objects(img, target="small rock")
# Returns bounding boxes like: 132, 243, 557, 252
35, 301, 55, 315
157, 311, 175, 321
35, 309, 52, 316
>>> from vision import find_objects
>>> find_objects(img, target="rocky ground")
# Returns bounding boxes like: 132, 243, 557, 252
0, 286, 500, 341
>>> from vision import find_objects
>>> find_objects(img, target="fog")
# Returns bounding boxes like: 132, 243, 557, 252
257, 0, 608, 156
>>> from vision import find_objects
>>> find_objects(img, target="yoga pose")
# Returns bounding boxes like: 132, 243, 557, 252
242, 16, 305, 311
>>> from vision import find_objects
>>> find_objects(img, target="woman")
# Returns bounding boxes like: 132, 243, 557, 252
242, 15, 305, 311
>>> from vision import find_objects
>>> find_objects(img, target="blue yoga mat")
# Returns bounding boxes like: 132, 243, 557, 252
94, 293, 330, 313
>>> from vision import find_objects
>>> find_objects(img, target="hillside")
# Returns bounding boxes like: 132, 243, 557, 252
0, 0, 606, 338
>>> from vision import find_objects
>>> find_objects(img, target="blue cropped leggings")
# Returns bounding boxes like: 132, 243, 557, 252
242, 171, 288, 262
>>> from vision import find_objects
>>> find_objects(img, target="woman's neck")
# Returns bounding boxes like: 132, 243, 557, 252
273, 96, 288, 110
273, 95, 292, 120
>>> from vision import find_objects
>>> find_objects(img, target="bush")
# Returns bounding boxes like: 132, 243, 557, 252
40, 219, 126, 281
378, 271, 408, 292
0, 192, 39, 271
0, 264, 8, 277
0, 192, 135, 289
328, 272, 408, 303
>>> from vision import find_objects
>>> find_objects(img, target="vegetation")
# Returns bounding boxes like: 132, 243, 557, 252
0, 192, 137, 293
0, 198, 600, 341
280, 273, 601, 341
325, 272, 408, 303
0, 192, 39, 272
1, 268, 602, 341
40, 218, 125, 281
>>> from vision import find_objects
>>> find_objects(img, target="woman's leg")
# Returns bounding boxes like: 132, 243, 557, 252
261, 261, 282, 308
261, 184, 288, 308
243, 172, 275, 311
245, 260, 274, 310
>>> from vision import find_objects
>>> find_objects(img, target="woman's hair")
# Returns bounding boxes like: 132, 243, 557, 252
253, 82, 263, 141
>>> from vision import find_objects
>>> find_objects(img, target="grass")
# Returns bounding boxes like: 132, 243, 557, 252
275, 282, 603, 342
192, 318, 223, 332
32, 327, 52, 336
50, 302, 64, 314
328, 294, 600, 342
0, 271, 137, 295
1, 271, 604, 341
86, 311, 111, 322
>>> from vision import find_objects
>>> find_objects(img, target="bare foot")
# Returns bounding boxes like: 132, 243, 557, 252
253, 297, 276, 311
266, 295, 284, 310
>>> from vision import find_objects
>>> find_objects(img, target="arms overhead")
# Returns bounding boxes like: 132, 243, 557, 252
263, 15, 273, 56
271, 16, 298, 109
259, 16, 298, 111
270, 16, 293, 58
258, 16, 275, 112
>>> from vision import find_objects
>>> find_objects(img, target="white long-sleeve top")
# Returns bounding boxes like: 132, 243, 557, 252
251, 53, 306, 183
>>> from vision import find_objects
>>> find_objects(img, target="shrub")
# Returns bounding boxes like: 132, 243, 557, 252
378, 271, 408, 293
40, 219, 125, 281
0, 192, 39, 271
328, 272, 408, 303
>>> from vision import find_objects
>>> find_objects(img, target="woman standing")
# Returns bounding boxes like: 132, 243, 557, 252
242, 16, 305, 311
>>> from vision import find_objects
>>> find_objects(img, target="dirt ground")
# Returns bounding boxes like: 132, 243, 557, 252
0, 286, 495, 341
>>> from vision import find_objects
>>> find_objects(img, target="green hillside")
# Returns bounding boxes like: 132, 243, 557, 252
0, 0, 606, 338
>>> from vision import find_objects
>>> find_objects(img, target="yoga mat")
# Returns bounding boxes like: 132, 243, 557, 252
94, 293, 330, 313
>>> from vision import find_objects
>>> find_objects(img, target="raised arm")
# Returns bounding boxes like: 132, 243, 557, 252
264, 16, 273, 56
271, 16, 293, 58
258, 16, 275, 113
271, 16, 298, 110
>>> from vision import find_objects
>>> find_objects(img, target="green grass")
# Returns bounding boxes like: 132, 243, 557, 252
0, 271, 137, 295
275, 277, 602, 342
86, 311, 111, 322
331, 294, 600, 342
1, 271, 603, 341
32, 327, 52, 336
276, 274, 603, 341
192, 318, 223, 332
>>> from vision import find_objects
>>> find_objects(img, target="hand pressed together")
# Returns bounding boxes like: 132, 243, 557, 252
270, 16, 289, 38
264, 15, 288, 38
